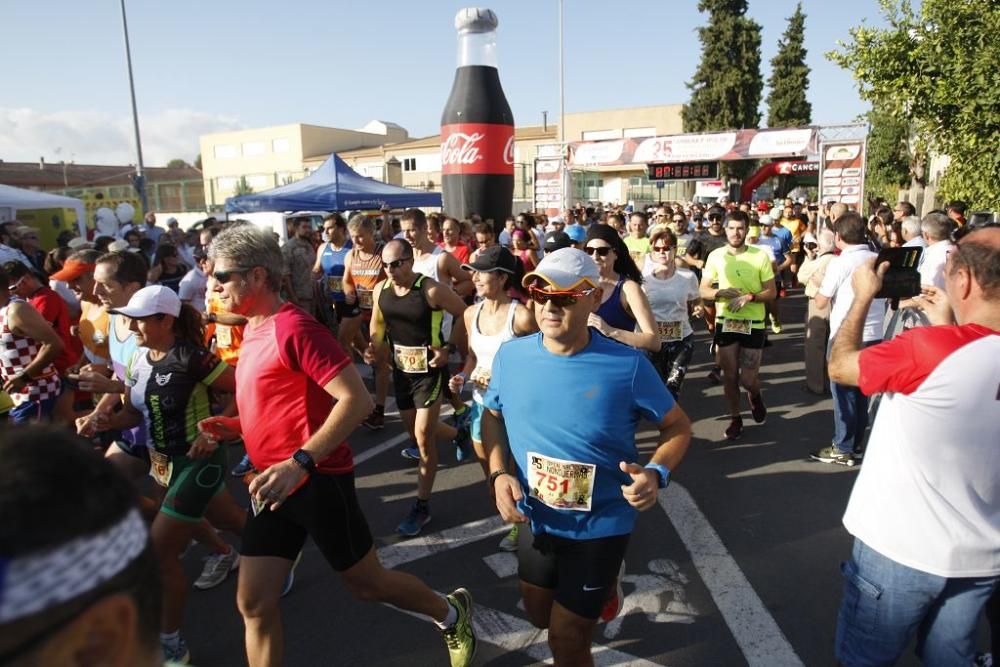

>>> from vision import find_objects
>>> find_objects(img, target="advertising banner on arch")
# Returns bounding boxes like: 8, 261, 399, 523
818, 140, 867, 209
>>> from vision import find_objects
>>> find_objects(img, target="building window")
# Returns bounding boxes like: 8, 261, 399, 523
272, 138, 290, 153
213, 144, 237, 159
242, 142, 266, 157
245, 174, 268, 188
216, 177, 237, 191
629, 177, 642, 186
623, 127, 656, 139
403, 158, 416, 171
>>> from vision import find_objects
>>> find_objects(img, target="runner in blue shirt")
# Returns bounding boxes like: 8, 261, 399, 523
481, 248, 692, 665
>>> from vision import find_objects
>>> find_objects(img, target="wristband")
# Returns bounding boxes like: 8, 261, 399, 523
488, 469, 509, 488
644, 463, 671, 489
747, 292, 755, 302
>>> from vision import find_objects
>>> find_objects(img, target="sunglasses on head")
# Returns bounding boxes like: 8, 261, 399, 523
213, 267, 250, 283
584, 246, 612, 257
383, 258, 410, 270
528, 284, 596, 308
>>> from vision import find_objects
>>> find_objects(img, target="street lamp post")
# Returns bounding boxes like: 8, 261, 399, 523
119, 0, 148, 214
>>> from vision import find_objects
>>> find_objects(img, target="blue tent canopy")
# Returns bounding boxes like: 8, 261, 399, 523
224, 154, 442, 213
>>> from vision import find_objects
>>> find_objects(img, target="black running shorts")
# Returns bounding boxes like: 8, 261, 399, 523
241, 472, 374, 571
714, 323, 767, 349
393, 366, 446, 411
517, 529, 630, 620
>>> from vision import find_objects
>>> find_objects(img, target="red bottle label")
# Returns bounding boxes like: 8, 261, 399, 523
440, 123, 515, 175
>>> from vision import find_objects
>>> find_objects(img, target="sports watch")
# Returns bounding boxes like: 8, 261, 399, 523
291, 449, 316, 474
644, 463, 671, 489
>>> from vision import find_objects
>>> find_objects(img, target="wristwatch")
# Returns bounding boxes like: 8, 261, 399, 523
291, 449, 316, 474
644, 463, 671, 489
488, 469, 509, 488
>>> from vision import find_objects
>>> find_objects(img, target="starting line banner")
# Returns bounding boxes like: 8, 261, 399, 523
568, 127, 819, 167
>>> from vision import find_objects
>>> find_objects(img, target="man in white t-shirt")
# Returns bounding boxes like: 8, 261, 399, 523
917, 211, 956, 289
810, 212, 885, 466
826, 226, 1000, 667
178, 250, 209, 313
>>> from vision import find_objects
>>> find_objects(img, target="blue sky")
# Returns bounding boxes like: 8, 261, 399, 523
0, 0, 888, 166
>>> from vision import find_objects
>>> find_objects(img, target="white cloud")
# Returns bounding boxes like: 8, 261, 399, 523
0, 107, 243, 166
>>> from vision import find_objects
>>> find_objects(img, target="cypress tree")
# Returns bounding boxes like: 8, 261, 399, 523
683, 0, 763, 133
766, 3, 812, 128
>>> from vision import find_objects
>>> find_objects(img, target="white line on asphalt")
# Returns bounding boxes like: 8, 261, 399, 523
376, 515, 509, 570
354, 431, 411, 465
661, 483, 804, 667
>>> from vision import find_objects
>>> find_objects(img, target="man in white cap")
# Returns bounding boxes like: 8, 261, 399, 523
481, 247, 692, 664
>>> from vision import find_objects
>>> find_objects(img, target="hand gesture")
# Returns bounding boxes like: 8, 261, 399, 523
494, 474, 528, 524
198, 415, 242, 442
448, 373, 466, 394
248, 460, 307, 511
363, 342, 377, 365
916, 285, 955, 326
588, 313, 612, 335
619, 461, 659, 511
851, 257, 890, 302
186, 432, 219, 460
428, 346, 449, 368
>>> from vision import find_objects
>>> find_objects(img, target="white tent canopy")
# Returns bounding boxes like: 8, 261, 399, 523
0, 184, 86, 237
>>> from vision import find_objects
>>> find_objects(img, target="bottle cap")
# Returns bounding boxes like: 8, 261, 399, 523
455, 7, 498, 33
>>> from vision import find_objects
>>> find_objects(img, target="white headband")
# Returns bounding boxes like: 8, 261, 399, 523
0, 509, 148, 624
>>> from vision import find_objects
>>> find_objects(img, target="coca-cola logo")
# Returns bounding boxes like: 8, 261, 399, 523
441, 132, 485, 166
503, 136, 514, 166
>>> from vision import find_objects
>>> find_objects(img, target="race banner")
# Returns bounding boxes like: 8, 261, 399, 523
818, 140, 867, 208
534, 157, 565, 216
568, 127, 818, 167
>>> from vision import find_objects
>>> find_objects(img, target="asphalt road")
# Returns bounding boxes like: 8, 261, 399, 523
180, 292, 984, 666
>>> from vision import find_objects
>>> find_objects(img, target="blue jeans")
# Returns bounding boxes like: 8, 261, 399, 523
9, 396, 57, 424
836, 538, 999, 666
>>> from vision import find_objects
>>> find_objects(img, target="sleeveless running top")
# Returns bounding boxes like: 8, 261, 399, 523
514, 248, 536, 272
595, 278, 636, 331
0, 300, 60, 405
378, 276, 445, 372
469, 301, 517, 404
349, 244, 384, 311
158, 266, 185, 293
320, 240, 353, 302
412, 245, 454, 339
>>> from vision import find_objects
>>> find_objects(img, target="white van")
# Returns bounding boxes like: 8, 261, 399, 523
226, 211, 329, 243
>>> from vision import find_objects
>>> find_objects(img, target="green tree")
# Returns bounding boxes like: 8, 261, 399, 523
828, 0, 1000, 209
233, 176, 254, 196
765, 3, 811, 128
862, 103, 913, 203
683, 0, 763, 180
166, 158, 188, 168
194, 153, 202, 170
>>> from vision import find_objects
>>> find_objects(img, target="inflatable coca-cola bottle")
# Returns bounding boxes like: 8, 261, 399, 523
441, 7, 514, 234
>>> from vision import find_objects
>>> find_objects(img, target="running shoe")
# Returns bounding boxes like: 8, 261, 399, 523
974, 652, 993, 667
453, 426, 472, 463
231, 454, 254, 477
362, 409, 384, 430
724, 416, 743, 441
770, 316, 783, 334
401, 445, 420, 460
852, 447, 866, 461
599, 561, 626, 624
281, 551, 303, 598
397, 502, 432, 537
161, 637, 191, 664
193, 548, 239, 590
442, 588, 477, 667
809, 445, 858, 467
450, 403, 472, 431
708, 366, 723, 384
747, 391, 767, 424
497, 523, 519, 552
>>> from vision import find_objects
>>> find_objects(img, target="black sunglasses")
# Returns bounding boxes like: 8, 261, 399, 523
584, 246, 613, 257
383, 258, 410, 270
213, 267, 250, 283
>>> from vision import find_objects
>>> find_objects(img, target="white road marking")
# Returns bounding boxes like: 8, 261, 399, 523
661, 483, 804, 667
376, 515, 508, 570
354, 431, 411, 465
482, 552, 518, 578
602, 558, 698, 640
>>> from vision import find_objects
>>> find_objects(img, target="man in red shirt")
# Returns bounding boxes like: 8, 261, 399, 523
202, 223, 476, 667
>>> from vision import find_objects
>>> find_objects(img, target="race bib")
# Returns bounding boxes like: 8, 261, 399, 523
656, 320, 683, 342
149, 451, 173, 488
327, 276, 344, 293
357, 288, 374, 310
723, 318, 752, 335
527, 451, 596, 512
394, 344, 429, 374
215, 324, 232, 349
470, 366, 492, 390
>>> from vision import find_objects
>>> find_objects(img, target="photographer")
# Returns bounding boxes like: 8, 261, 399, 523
826, 226, 1000, 666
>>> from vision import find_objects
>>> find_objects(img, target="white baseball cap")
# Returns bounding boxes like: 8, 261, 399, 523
759, 214, 774, 226
107, 239, 129, 252
522, 247, 600, 291
109, 285, 181, 318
